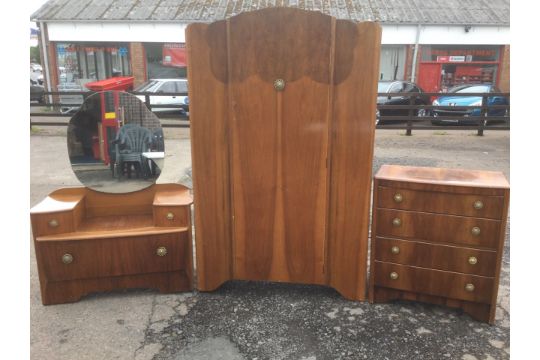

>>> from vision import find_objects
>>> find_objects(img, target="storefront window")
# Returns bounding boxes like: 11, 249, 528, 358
144, 43, 187, 79
379, 46, 406, 81
55, 43, 131, 89
417, 45, 502, 93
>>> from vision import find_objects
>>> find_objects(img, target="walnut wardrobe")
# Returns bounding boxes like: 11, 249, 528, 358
187, 8, 381, 301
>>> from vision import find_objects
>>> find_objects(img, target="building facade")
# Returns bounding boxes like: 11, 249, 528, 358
31, 0, 510, 94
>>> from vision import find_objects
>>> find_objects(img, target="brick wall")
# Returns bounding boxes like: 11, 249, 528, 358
119, 92, 160, 131
130, 42, 147, 88
498, 45, 510, 92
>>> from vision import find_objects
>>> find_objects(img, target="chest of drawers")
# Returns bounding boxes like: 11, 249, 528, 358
31, 184, 193, 305
368, 165, 509, 324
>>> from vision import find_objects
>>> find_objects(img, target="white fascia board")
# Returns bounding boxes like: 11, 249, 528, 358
382, 24, 509, 45
47, 21, 509, 46
47, 22, 187, 43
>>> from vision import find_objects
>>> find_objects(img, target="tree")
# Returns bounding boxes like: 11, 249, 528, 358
30, 46, 41, 63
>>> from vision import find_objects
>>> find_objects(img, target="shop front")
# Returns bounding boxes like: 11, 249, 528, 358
54, 42, 132, 90
417, 45, 503, 93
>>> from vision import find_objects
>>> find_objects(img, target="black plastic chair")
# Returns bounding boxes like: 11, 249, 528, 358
113, 124, 153, 179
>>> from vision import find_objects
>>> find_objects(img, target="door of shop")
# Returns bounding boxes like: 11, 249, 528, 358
417, 63, 441, 93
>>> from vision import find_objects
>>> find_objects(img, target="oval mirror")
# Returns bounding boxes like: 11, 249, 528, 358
67, 91, 164, 193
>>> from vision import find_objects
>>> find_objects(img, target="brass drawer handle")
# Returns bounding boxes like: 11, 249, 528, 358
468, 256, 478, 265
156, 246, 168, 257
274, 78, 285, 91
392, 218, 402, 227
166, 212, 174, 220
48, 219, 59, 228
465, 283, 475, 292
471, 226, 481, 236
391, 246, 400, 255
389, 272, 399, 280
62, 253, 73, 264
473, 200, 484, 210
393, 193, 403, 203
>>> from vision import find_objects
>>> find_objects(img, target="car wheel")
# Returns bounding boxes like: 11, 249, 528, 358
416, 108, 427, 117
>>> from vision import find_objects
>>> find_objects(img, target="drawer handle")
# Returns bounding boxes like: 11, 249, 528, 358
392, 218, 402, 227
62, 253, 73, 264
274, 78, 285, 91
468, 256, 478, 265
393, 193, 403, 203
156, 246, 168, 257
473, 200, 484, 210
389, 272, 399, 280
471, 227, 481, 236
465, 283, 475, 292
391, 246, 400, 255
48, 219, 59, 228
166, 212, 174, 220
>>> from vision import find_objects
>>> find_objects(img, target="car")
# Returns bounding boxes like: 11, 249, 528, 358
134, 79, 189, 115
376, 81, 430, 125
30, 80, 45, 103
431, 84, 509, 126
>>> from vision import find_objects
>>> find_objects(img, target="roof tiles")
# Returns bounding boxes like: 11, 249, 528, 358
31, 0, 509, 25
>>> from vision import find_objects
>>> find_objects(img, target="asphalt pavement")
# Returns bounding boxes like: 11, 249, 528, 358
30, 127, 510, 360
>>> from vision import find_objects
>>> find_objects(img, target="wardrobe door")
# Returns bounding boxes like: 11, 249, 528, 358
228, 9, 331, 284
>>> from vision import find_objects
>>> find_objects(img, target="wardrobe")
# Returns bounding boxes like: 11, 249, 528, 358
187, 7, 381, 300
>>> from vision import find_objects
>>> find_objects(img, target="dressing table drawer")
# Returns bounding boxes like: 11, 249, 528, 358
377, 186, 504, 219
153, 206, 190, 227
31, 211, 76, 237
373, 262, 494, 304
37, 232, 188, 282
376, 208, 501, 249
375, 237, 497, 277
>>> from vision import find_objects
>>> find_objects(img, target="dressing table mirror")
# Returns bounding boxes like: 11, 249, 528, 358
31, 90, 193, 305
67, 91, 164, 193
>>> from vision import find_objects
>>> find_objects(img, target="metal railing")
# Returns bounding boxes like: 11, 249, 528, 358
30, 90, 509, 135
376, 92, 510, 136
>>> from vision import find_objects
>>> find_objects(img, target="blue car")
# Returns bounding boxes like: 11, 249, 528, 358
431, 84, 509, 125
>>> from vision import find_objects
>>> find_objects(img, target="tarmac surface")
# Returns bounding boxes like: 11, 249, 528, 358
30, 126, 510, 360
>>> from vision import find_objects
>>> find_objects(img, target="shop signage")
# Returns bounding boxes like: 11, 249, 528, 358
437, 55, 467, 62
449, 56, 465, 62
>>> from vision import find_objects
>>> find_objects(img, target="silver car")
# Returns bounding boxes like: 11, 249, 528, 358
134, 79, 189, 114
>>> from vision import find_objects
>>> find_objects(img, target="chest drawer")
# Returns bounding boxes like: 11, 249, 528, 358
373, 261, 494, 304
377, 186, 504, 219
375, 237, 497, 276
37, 232, 188, 282
376, 208, 500, 249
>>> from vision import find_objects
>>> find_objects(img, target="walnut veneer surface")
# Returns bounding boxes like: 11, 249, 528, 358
30, 184, 193, 305
187, 8, 381, 300
369, 165, 509, 324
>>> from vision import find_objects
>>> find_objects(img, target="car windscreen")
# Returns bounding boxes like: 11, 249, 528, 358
452, 85, 491, 93
378, 82, 391, 93
134, 81, 159, 92
176, 81, 188, 93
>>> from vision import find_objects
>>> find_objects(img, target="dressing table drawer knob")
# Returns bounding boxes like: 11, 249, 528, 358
391, 246, 400, 255
166, 212, 174, 220
471, 227, 481, 236
468, 256, 478, 265
392, 218, 402, 227
156, 247, 168, 257
473, 200, 484, 210
62, 253, 73, 264
393, 193, 403, 203
48, 219, 59, 228
389, 272, 399, 280
465, 283, 475, 292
